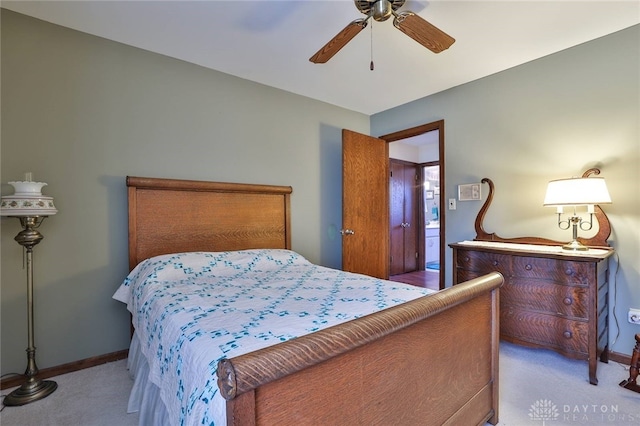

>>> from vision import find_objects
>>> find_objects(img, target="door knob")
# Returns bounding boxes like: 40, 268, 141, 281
340, 229, 355, 235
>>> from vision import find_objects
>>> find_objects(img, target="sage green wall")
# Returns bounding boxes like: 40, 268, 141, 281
2, 10, 638, 377
0, 10, 368, 374
372, 25, 640, 355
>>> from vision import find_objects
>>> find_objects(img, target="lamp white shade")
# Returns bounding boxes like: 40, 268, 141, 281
543, 177, 612, 206
1, 180, 57, 216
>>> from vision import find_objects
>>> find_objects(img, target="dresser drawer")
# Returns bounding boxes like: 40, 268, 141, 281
501, 306, 588, 355
502, 277, 588, 319
512, 256, 593, 286
455, 249, 511, 275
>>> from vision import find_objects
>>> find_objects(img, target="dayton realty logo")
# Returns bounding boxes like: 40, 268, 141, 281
529, 400, 634, 424
529, 399, 560, 425
562, 404, 633, 423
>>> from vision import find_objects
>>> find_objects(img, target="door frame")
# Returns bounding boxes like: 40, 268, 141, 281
379, 120, 445, 290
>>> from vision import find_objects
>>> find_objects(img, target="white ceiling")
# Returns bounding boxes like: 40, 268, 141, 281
3, 1, 639, 115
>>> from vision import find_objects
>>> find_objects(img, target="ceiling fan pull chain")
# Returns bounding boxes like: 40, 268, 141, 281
370, 21, 374, 71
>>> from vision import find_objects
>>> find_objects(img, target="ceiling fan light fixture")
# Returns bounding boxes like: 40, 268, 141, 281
372, 0, 393, 22
355, 0, 405, 16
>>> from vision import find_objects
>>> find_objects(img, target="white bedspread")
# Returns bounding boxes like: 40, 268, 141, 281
113, 249, 434, 426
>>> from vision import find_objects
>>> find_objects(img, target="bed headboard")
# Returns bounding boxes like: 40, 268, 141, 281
126, 176, 292, 270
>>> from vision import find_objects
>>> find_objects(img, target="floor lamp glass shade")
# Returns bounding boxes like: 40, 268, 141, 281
1, 177, 58, 406
1, 180, 57, 216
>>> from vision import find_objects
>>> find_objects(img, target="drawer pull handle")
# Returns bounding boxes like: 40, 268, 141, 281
563, 297, 573, 305
464, 257, 470, 262
565, 268, 574, 276
492, 260, 499, 266
563, 331, 572, 339
525, 264, 532, 271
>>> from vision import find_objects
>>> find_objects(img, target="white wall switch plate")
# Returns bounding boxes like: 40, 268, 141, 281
448, 198, 456, 210
629, 308, 640, 325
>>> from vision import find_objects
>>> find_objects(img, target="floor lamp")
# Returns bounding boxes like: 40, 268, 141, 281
1, 174, 58, 406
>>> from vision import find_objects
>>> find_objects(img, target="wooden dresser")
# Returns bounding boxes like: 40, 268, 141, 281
451, 241, 614, 385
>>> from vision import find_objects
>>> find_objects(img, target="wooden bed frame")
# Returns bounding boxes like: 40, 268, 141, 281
127, 176, 503, 426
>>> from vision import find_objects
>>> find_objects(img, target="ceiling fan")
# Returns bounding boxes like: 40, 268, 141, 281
310, 0, 455, 64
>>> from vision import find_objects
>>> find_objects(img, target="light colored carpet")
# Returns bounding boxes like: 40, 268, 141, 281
1, 359, 139, 426
496, 342, 639, 425
1, 342, 638, 425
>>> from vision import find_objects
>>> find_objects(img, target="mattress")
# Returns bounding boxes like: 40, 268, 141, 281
113, 249, 435, 426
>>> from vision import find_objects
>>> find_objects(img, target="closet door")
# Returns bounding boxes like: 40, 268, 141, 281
389, 159, 418, 275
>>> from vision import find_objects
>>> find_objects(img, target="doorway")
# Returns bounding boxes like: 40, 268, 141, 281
381, 121, 445, 290
423, 163, 440, 283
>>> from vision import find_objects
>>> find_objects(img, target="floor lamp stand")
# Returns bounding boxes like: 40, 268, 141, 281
3, 216, 57, 406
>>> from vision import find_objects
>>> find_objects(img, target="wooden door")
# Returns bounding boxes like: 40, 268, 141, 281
403, 166, 417, 271
389, 160, 405, 275
342, 129, 389, 279
389, 159, 418, 275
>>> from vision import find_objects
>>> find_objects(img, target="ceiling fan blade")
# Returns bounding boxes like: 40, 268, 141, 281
393, 12, 455, 53
309, 18, 368, 64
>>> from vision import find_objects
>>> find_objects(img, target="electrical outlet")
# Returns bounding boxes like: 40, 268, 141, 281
448, 198, 456, 210
629, 308, 640, 325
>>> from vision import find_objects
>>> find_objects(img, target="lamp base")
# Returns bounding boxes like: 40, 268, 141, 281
562, 240, 589, 251
3, 379, 57, 406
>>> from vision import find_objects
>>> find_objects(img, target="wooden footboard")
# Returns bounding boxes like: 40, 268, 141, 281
218, 272, 503, 426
